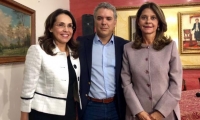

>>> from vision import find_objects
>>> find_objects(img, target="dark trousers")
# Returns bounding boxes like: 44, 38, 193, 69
194, 31, 200, 41
29, 109, 76, 120
82, 101, 119, 120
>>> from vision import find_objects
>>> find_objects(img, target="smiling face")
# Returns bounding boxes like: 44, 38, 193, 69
50, 13, 73, 46
137, 8, 159, 37
94, 8, 116, 39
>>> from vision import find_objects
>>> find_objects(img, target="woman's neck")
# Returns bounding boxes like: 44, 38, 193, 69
142, 34, 155, 45
55, 41, 68, 55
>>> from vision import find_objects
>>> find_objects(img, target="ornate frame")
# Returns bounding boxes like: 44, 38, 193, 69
129, 16, 136, 41
178, 11, 200, 54
0, 0, 35, 64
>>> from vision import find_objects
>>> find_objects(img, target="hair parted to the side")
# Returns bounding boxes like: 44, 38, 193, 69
132, 2, 172, 50
93, 2, 117, 19
38, 8, 79, 58
195, 18, 199, 21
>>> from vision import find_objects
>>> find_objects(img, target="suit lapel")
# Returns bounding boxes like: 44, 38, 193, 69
114, 37, 121, 83
85, 35, 94, 77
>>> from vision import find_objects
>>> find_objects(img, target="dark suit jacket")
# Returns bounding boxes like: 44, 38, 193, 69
192, 23, 200, 39
77, 34, 128, 120
192, 23, 200, 31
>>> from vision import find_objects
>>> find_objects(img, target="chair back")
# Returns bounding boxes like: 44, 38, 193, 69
183, 29, 192, 41
182, 79, 187, 91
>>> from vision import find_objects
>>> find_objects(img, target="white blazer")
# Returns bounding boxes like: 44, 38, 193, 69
20, 44, 82, 115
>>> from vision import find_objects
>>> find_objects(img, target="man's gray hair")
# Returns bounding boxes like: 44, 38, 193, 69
93, 2, 117, 19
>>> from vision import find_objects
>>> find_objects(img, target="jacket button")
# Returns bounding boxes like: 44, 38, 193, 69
147, 84, 150, 87
149, 97, 152, 100
85, 94, 88, 96
145, 70, 149, 74
73, 64, 77, 69
145, 58, 148, 61
88, 82, 90, 85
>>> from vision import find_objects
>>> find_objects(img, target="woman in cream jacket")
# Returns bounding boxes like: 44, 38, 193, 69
20, 9, 81, 120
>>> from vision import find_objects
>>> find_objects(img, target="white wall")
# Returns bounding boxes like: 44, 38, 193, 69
0, 0, 69, 120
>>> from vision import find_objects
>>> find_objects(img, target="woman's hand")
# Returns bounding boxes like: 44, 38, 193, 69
137, 111, 152, 120
150, 111, 164, 120
20, 112, 29, 120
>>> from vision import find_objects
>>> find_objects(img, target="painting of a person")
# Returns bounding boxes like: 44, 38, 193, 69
192, 18, 200, 46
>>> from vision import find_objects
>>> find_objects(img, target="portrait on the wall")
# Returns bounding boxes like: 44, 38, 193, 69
178, 11, 200, 54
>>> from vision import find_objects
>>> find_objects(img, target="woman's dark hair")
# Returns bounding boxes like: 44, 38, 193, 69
132, 2, 172, 50
38, 8, 78, 58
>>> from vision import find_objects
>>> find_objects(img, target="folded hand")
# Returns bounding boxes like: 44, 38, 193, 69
137, 111, 152, 120
150, 111, 164, 120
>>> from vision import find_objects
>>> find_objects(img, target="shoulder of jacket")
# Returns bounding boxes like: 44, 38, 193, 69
29, 44, 40, 49
28, 44, 45, 54
114, 36, 129, 43
168, 40, 176, 47
77, 34, 95, 41
124, 41, 133, 47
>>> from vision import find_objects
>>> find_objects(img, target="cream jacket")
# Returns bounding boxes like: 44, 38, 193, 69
20, 44, 82, 115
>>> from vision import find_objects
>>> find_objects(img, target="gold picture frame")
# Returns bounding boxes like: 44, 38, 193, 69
0, 0, 35, 64
178, 11, 200, 54
129, 16, 136, 41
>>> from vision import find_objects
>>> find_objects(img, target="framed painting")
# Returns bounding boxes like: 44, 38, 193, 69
129, 16, 136, 41
0, 0, 35, 64
178, 11, 200, 54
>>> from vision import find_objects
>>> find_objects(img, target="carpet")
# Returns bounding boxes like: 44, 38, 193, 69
183, 41, 200, 50
180, 89, 200, 120
183, 69, 200, 90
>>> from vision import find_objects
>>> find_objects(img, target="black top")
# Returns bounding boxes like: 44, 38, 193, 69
65, 56, 76, 119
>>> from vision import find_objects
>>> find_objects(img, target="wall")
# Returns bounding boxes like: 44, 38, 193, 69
70, 0, 200, 69
115, 5, 200, 68
0, 1, 199, 119
70, 0, 200, 38
0, 0, 69, 120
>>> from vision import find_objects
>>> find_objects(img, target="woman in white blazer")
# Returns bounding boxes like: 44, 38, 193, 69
20, 9, 81, 120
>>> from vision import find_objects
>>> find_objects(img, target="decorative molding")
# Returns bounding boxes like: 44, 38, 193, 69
183, 65, 200, 69
116, 3, 200, 10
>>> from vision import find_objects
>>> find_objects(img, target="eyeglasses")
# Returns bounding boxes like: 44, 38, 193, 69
55, 22, 75, 30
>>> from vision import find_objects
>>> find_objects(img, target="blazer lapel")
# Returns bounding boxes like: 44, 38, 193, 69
114, 37, 121, 83
85, 35, 94, 77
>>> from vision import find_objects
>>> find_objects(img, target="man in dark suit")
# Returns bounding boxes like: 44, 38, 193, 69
192, 18, 200, 46
77, 2, 128, 120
